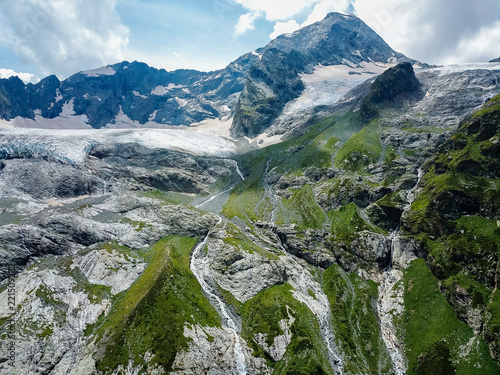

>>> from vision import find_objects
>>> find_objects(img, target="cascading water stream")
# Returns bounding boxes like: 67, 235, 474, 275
285, 256, 345, 374
233, 161, 245, 181
379, 168, 423, 375
262, 160, 344, 374
190, 220, 247, 374
386, 168, 424, 269
196, 161, 245, 209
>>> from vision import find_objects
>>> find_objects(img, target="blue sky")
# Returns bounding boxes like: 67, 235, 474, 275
0, 0, 499, 83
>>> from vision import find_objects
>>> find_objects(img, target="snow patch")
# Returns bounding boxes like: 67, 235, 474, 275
60, 98, 76, 117
55, 88, 63, 102
82, 66, 116, 77
175, 97, 188, 107
251, 51, 262, 60
132, 91, 147, 99
148, 110, 159, 122
189, 117, 232, 138
418, 62, 500, 75
284, 62, 395, 112
151, 83, 184, 95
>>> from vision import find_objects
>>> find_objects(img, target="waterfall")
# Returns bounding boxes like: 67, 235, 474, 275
386, 168, 423, 270
234, 161, 245, 181
190, 220, 247, 375
379, 168, 423, 374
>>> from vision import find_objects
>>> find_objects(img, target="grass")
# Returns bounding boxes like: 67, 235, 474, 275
335, 120, 382, 172
329, 202, 380, 244
222, 149, 270, 224
223, 222, 279, 260
322, 265, 391, 374
276, 184, 326, 230
241, 283, 332, 374
95, 236, 221, 373
398, 259, 498, 375
139, 189, 196, 206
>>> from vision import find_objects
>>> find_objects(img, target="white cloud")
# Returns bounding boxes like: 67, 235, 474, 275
301, 0, 352, 27
259, 0, 500, 65
235, 11, 262, 36
242, 0, 353, 39
232, 0, 318, 21
352, 0, 500, 64
0, 0, 129, 79
451, 21, 500, 64
270, 20, 301, 39
0, 68, 40, 84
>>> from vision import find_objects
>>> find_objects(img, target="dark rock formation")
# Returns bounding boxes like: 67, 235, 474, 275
360, 62, 422, 122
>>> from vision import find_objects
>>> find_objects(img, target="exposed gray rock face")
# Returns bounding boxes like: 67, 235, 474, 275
0, 76, 36, 120
254, 306, 295, 361
0, 266, 111, 375
231, 49, 307, 138
172, 325, 271, 375
207, 224, 286, 303
360, 62, 423, 122
72, 249, 146, 295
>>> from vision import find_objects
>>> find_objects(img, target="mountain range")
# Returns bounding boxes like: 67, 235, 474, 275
0, 13, 416, 140
0, 12, 500, 375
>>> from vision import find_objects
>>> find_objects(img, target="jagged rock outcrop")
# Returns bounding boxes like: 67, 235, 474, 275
231, 49, 307, 138
360, 62, 422, 122
1, 12, 500, 375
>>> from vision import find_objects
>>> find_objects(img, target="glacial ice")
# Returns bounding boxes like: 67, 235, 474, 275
0, 128, 239, 166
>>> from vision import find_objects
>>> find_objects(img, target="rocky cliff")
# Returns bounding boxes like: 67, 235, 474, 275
0, 12, 500, 375
0, 12, 416, 140
0, 60, 499, 374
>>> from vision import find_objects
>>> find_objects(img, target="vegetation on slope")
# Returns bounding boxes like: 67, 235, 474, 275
405, 94, 500, 363
322, 264, 392, 374
241, 283, 332, 374
94, 236, 220, 373
399, 259, 498, 374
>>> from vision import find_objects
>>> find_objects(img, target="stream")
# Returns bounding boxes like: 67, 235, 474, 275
263, 160, 344, 374
191, 162, 248, 374
378, 168, 423, 375
190, 219, 247, 375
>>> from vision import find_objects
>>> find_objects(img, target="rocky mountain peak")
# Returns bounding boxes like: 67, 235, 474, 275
0, 12, 416, 134
360, 62, 422, 122
265, 12, 405, 66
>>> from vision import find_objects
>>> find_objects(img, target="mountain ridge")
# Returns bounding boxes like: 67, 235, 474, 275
0, 12, 416, 138
0, 12, 499, 375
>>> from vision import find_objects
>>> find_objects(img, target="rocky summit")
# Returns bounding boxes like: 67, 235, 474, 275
0, 12, 500, 375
